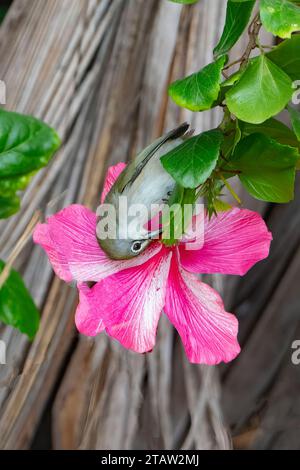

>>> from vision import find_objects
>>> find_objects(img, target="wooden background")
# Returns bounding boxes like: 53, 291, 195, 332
0, 0, 299, 450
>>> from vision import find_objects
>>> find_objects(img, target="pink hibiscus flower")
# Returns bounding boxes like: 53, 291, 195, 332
33, 163, 272, 364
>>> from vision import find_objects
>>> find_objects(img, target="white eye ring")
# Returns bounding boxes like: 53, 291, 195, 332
131, 241, 143, 254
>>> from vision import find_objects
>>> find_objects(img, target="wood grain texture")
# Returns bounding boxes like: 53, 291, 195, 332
0, 0, 297, 451
0, 0, 125, 448
222, 177, 300, 445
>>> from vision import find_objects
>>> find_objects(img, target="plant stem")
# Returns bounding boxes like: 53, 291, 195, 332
219, 167, 241, 174
219, 173, 241, 205
223, 57, 244, 71
240, 12, 262, 67
260, 44, 275, 50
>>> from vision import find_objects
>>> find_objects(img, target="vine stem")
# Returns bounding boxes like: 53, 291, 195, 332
0, 210, 41, 289
222, 13, 266, 75
219, 173, 241, 205
259, 44, 275, 50
212, 12, 263, 211
241, 12, 262, 67
223, 56, 244, 71
219, 167, 241, 174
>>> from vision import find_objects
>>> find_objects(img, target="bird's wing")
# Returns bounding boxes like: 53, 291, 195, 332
118, 122, 190, 193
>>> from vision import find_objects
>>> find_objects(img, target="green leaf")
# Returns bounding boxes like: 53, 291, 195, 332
226, 55, 293, 124
288, 105, 300, 141
0, 109, 61, 219
0, 260, 40, 339
0, 173, 33, 197
221, 119, 242, 158
214, 199, 232, 212
0, 194, 20, 218
267, 35, 300, 81
168, 55, 227, 111
242, 118, 300, 151
260, 0, 300, 38
0, 109, 61, 178
0, 6, 9, 24
230, 133, 299, 202
221, 69, 243, 87
161, 186, 196, 245
214, 0, 255, 57
161, 129, 223, 189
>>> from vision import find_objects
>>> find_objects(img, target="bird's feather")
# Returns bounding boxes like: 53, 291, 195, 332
116, 122, 190, 193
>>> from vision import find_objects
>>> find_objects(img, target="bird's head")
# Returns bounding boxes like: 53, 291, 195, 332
97, 236, 152, 260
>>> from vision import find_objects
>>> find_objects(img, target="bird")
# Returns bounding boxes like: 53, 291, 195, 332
96, 122, 190, 260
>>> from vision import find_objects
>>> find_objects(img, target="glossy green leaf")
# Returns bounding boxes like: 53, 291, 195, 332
214, 199, 232, 212
161, 129, 223, 188
0, 109, 61, 178
0, 173, 33, 197
267, 35, 300, 81
0, 6, 9, 23
226, 55, 293, 124
214, 0, 255, 57
0, 109, 61, 219
242, 118, 300, 151
288, 105, 300, 141
162, 186, 196, 245
221, 69, 243, 87
260, 0, 300, 38
221, 120, 242, 158
0, 194, 20, 218
168, 56, 227, 111
231, 133, 299, 202
0, 260, 40, 339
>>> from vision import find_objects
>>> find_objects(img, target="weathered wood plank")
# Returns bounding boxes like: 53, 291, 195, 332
0, 0, 125, 448
223, 227, 300, 437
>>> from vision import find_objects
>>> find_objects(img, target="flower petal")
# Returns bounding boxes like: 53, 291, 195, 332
164, 252, 240, 364
33, 222, 71, 281
180, 208, 272, 276
76, 248, 172, 353
33, 204, 162, 283
101, 162, 126, 203
75, 283, 105, 336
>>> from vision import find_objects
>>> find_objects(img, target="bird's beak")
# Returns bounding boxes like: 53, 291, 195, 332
146, 228, 162, 240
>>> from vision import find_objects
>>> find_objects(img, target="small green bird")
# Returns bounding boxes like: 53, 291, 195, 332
97, 123, 190, 260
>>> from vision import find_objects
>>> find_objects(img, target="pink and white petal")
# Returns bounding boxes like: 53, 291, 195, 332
180, 208, 272, 276
101, 162, 126, 203
78, 248, 172, 352
33, 204, 162, 283
33, 222, 72, 282
164, 253, 240, 364
75, 283, 105, 336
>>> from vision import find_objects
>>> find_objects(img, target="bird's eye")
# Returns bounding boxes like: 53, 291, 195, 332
131, 241, 143, 254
